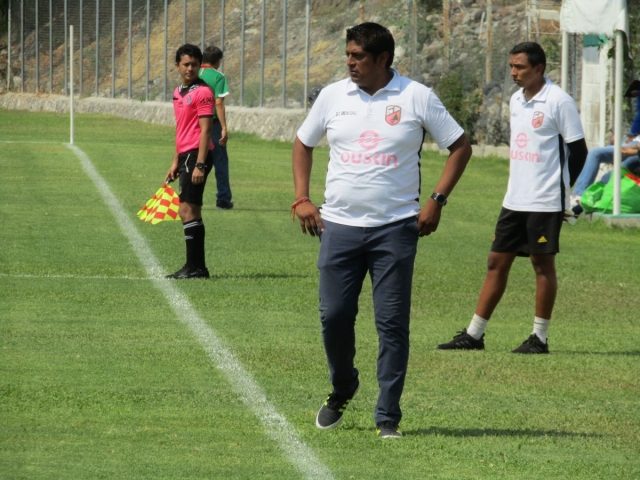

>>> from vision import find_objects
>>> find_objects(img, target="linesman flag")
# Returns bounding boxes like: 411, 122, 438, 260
137, 183, 180, 224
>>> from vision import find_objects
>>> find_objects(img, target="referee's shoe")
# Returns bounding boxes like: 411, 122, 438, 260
166, 264, 210, 279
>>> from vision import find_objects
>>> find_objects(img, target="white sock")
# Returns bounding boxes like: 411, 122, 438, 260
533, 317, 550, 344
467, 314, 488, 340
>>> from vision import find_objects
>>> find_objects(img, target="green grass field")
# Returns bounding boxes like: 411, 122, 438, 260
1, 109, 639, 479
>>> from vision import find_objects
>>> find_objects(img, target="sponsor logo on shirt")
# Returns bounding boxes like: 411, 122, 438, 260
341, 130, 397, 167
510, 132, 540, 162
352, 130, 389, 150
532, 111, 544, 128
385, 105, 401, 125
336, 111, 358, 116
515, 132, 530, 148
186, 96, 192, 105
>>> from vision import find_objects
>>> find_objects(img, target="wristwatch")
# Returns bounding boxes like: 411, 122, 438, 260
195, 162, 206, 171
430, 192, 448, 206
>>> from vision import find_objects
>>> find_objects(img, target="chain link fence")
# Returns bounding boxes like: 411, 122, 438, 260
2, 0, 593, 143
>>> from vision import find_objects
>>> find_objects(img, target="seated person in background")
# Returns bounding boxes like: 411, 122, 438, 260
572, 81, 640, 206
571, 135, 640, 203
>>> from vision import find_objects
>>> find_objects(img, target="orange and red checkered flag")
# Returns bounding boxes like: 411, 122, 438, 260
137, 183, 180, 224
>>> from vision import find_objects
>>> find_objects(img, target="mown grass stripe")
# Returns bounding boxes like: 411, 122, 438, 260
66, 143, 334, 480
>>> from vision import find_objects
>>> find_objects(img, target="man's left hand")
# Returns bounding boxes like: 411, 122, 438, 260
192, 167, 205, 185
417, 201, 442, 237
220, 128, 228, 147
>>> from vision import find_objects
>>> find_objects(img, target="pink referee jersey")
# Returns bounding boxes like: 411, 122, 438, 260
173, 79, 214, 154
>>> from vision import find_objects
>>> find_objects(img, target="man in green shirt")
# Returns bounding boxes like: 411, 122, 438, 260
199, 46, 233, 210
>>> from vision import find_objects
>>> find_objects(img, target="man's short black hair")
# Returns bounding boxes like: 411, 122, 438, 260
510, 41, 546, 73
175, 44, 203, 65
346, 22, 395, 69
203, 46, 224, 65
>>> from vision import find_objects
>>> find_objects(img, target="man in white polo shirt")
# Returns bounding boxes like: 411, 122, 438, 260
292, 22, 472, 438
438, 41, 587, 354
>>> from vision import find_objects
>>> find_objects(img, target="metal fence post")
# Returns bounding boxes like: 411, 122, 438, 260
20, 0, 23, 93
64, 0, 68, 95
183, 0, 187, 45
96, 0, 100, 96
164, 0, 168, 101
201, 0, 205, 50
240, 0, 245, 106
304, 0, 310, 111
35, 0, 39, 92
111, 0, 115, 98
282, 0, 287, 107
128, 0, 132, 99
221, 0, 225, 71
6, 0, 10, 91
260, 0, 265, 107
49, 0, 52, 93
145, 0, 149, 101
80, 0, 83, 96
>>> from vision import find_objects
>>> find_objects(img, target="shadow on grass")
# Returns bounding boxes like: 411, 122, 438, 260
405, 426, 602, 438
209, 273, 311, 280
555, 351, 640, 356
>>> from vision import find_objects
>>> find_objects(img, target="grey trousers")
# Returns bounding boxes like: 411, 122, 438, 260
317, 217, 418, 424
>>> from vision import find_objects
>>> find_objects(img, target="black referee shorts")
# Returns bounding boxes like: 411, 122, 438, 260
491, 207, 564, 257
177, 149, 213, 206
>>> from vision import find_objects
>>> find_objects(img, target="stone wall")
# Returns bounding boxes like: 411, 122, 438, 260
0, 92, 509, 158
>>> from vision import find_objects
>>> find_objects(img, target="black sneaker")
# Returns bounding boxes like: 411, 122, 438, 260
216, 200, 234, 210
166, 265, 210, 279
376, 421, 402, 438
511, 334, 549, 354
315, 384, 359, 430
437, 328, 485, 350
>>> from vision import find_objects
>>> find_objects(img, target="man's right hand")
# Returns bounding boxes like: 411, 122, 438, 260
295, 201, 324, 237
166, 163, 179, 183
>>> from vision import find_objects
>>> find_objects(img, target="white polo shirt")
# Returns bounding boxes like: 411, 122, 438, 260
505, 78, 584, 212
297, 70, 464, 227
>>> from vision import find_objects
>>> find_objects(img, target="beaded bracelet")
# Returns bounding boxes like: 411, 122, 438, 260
290, 197, 310, 220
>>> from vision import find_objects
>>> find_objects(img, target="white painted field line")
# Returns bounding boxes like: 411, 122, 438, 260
66, 144, 333, 480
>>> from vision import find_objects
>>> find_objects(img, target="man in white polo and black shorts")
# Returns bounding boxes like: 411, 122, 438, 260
165, 44, 215, 279
292, 22, 472, 438
438, 41, 588, 354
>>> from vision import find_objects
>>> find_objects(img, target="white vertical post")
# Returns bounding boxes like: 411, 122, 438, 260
613, 30, 624, 215
70, 25, 75, 145
561, 30, 569, 92
599, 46, 608, 147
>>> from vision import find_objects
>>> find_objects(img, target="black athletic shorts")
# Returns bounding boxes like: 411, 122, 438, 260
177, 149, 213, 206
491, 207, 564, 257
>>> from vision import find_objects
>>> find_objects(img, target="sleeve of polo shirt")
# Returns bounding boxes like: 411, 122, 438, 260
555, 97, 584, 143
296, 89, 329, 147
422, 90, 464, 149
197, 87, 215, 117
216, 74, 230, 98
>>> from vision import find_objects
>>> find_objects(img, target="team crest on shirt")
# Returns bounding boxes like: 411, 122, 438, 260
532, 111, 544, 128
186, 96, 192, 105
385, 105, 402, 125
